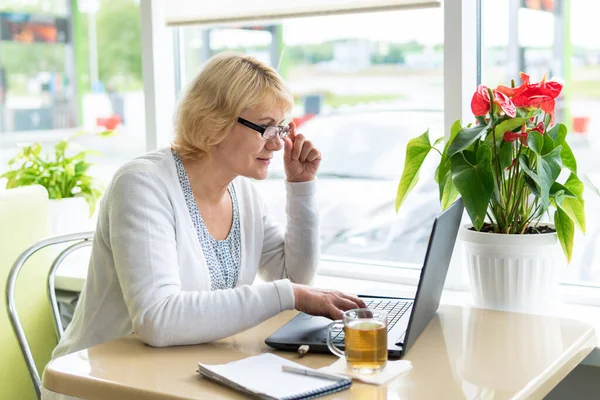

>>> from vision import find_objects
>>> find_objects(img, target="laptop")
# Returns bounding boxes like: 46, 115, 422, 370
265, 198, 464, 359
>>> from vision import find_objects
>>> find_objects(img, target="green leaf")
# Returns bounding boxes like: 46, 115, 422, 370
451, 145, 495, 230
47, 186, 61, 199
441, 172, 460, 210
71, 130, 89, 138
447, 124, 488, 158
554, 190, 566, 207
545, 124, 577, 173
527, 131, 544, 155
554, 208, 574, 263
564, 172, 584, 198
493, 117, 529, 138
68, 151, 91, 163
75, 161, 92, 175
542, 134, 556, 155
560, 141, 577, 174
547, 123, 567, 143
32, 144, 42, 157
526, 142, 563, 213
559, 173, 586, 233
550, 182, 577, 199
436, 120, 464, 208
561, 197, 586, 233
519, 154, 539, 187
395, 130, 433, 212
55, 140, 69, 159
433, 137, 445, 147
498, 140, 513, 170
65, 164, 75, 176
98, 130, 118, 138
0, 170, 16, 180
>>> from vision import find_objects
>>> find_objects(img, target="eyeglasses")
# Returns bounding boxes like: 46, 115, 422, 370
237, 117, 290, 140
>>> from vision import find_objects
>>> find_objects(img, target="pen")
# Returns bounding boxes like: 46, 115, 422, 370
281, 365, 348, 381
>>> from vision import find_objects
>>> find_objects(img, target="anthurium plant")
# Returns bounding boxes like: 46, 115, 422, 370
1, 130, 115, 216
396, 72, 587, 262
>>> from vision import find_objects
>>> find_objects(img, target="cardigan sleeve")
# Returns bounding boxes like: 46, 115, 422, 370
106, 167, 295, 347
257, 179, 320, 285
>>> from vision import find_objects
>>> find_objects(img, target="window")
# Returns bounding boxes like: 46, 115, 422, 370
175, 8, 444, 267
0, 0, 146, 224
481, 0, 600, 287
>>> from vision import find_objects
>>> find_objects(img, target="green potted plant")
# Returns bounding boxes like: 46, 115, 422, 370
1, 130, 114, 235
395, 72, 593, 313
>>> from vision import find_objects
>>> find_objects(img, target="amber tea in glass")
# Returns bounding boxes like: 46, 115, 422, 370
327, 309, 388, 373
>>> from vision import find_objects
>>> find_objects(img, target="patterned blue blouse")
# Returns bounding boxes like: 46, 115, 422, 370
171, 150, 242, 290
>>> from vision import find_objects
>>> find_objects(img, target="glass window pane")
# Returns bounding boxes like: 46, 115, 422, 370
0, 0, 146, 228
177, 8, 444, 267
481, 0, 600, 286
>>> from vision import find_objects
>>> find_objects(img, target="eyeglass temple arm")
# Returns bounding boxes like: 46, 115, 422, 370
237, 117, 266, 133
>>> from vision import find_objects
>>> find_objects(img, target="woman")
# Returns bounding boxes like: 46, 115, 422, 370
47, 52, 365, 372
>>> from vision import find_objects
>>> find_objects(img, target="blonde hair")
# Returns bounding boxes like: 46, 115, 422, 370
172, 52, 294, 160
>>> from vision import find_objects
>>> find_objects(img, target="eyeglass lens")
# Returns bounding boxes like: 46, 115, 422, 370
263, 125, 290, 140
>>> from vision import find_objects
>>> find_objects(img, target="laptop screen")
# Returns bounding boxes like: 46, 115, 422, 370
402, 199, 463, 353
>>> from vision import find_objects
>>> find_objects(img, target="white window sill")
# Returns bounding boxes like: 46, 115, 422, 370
318, 256, 422, 286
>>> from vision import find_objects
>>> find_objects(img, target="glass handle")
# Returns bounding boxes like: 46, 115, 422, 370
326, 320, 345, 358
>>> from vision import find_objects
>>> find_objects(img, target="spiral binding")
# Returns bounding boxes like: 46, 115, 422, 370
283, 379, 352, 400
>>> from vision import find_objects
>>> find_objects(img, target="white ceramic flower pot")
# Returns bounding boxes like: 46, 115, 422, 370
47, 197, 92, 237
459, 224, 564, 315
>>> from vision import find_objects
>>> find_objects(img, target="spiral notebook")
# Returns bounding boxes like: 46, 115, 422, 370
197, 353, 352, 400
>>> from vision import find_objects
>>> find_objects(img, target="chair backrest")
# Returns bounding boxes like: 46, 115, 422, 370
1, 185, 53, 400
1, 185, 94, 399
6, 231, 94, 398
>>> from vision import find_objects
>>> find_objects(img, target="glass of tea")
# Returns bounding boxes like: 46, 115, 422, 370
326, 308, 388, 373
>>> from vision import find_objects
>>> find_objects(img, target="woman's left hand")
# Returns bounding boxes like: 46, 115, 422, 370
283, 121, 322, 183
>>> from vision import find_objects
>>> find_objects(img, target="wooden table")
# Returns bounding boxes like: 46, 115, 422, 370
43, 304, 596, 399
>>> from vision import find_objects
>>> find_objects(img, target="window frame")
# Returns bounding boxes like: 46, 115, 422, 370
164, 0, 441, 27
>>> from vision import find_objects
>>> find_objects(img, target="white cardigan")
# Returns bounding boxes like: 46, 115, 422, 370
51, 147, 320, 360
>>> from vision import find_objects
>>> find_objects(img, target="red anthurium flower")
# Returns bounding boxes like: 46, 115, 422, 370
471, 85, 517, 117
513, 95, 556, 114
511, 77, 564, 118
531, 121, 545, 135
494, 90, 517, 118
471, 85, 491, 116
503, 124, 529, 144
504, 131, 525, 143
496, 72, 531, 98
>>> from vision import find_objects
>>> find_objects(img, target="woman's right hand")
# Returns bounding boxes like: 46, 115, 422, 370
292, 284, 367, 320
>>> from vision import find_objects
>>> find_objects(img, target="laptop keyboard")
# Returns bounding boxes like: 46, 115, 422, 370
330, 299, 412, 345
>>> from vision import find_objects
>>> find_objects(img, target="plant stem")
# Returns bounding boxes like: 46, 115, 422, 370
505, 142, 523, 223
523, 202, 540, 228
509, 179, 528, 233
486, 211, 497, 231
489, 119, 504, 213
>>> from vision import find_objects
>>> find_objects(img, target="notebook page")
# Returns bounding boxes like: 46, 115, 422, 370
198, 353, 339, 399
